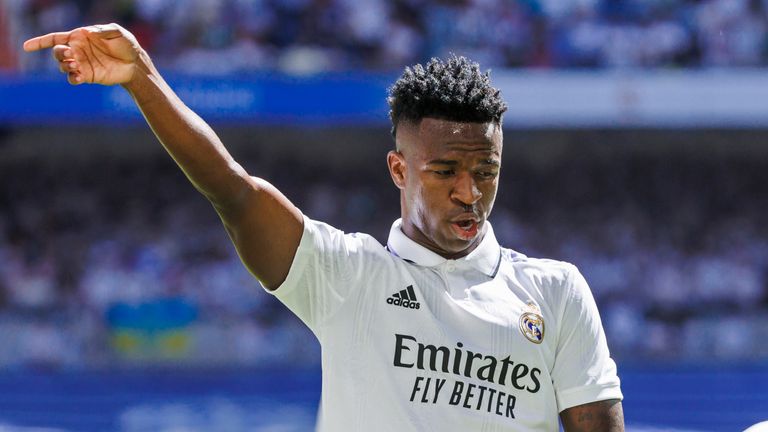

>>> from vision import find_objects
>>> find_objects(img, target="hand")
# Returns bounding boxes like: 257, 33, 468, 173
23, 23, 144, 86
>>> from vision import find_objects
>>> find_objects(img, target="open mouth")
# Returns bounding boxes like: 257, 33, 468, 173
450, 219, 479, 240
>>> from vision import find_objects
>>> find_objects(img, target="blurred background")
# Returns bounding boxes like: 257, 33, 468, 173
1, 0, 768, 430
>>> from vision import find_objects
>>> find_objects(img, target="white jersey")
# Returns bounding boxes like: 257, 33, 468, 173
269, 216, 622, 431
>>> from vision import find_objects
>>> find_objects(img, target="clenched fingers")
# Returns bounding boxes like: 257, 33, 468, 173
67, 72, 83, 85
51, 44, 82, 83
52, 45, 72, 62
58, 58, 72, 73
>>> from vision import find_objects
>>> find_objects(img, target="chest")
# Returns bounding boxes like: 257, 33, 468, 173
330, 263, 558, 379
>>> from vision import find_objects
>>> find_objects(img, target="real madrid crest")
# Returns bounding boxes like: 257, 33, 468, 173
519, 301, 545, 344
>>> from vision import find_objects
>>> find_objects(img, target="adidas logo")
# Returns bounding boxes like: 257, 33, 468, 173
386, 285, 421, 310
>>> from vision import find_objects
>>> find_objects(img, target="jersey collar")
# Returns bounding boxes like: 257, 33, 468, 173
386, 219, 502, 278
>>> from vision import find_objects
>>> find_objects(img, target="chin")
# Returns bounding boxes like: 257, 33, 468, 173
438, 236, 480, 258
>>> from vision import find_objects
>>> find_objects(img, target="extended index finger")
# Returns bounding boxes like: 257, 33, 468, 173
23, 31, 74, 52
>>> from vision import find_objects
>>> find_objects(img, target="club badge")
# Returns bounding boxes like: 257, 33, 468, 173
519, 301, 545, 344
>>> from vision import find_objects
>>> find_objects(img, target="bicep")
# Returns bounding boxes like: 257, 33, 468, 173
215, 176, 303, 290
560, 399, 624, 432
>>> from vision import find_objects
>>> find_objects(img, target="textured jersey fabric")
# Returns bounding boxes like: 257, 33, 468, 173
269, 215, 622, 431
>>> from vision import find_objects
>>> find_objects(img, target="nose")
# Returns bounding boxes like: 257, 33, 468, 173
451, 171, 482, 206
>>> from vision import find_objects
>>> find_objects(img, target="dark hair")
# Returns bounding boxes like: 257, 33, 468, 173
387, 55, 508, 137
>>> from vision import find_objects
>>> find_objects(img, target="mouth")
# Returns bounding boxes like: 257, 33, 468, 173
450, 217, 480, 240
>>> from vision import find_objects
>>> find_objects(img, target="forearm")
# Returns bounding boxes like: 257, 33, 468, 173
23, 24, 304, 288
122, 50, 249, 209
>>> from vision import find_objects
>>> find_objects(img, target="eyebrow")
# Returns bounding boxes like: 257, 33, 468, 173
426, 159, 500, 166
426, 159, 458, 166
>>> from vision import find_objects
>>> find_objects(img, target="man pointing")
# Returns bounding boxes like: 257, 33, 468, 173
25, 23, 624, 431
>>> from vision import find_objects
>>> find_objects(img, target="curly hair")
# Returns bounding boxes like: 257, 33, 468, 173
387, 55, 508, 137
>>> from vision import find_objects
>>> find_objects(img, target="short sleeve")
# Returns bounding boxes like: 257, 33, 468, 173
266, 215, 370, 338
552, 265, 623, 411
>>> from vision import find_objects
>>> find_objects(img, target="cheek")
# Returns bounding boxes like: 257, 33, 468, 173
413, 184, 432, 219
409, 179, 445, 223
482, 182, 498, 211
404, 176, 422, 206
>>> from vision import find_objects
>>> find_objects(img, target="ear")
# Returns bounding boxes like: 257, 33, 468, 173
387, 150, 406, 190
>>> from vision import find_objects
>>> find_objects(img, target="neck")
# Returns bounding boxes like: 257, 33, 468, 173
400, 218, 484, 260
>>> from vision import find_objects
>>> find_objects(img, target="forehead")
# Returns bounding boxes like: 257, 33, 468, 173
399, 118, 502, 158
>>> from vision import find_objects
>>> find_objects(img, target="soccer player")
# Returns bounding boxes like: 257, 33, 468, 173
24, 24, 624, 431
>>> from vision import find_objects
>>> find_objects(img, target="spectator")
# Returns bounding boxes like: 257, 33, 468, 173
9, 0, 768, 72
0, 142, 766, 367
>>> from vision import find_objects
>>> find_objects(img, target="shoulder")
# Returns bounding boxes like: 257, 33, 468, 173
304, 217, 389, 259
500, 247, 579, 287
497, 248, 593, 312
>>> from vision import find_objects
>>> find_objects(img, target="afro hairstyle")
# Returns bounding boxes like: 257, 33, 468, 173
387, 55, 508, 138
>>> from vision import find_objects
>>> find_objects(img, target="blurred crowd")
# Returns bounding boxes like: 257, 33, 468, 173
503, 151, 768, 362
0, 138, 766, 369
4, 0, 768, 73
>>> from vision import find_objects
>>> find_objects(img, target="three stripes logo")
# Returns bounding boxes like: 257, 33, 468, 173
386, 285, 421, 310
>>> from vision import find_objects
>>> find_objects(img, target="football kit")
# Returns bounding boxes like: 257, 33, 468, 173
269, 216, 623, 431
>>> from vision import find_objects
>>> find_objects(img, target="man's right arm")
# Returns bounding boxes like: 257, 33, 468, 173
23, 24, 303, 289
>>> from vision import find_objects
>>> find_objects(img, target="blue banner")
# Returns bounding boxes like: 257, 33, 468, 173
0, 72, 393, 126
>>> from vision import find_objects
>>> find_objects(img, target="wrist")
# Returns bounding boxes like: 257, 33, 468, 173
122, 49, 156, 94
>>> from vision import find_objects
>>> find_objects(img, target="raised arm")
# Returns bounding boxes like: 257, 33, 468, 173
23, 24, 302, 290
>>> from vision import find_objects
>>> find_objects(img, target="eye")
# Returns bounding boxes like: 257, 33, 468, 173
434, 169, 454, 177
476, 171, 498, 179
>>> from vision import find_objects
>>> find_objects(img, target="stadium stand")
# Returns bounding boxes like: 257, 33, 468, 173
6, 0, 768, 73
0, 128, 765, 367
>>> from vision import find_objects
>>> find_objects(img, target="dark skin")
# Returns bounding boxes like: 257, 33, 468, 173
23, 24, 304, 290
387, 118, 502, 259
388, 118, 624, 431
25, 24, 624, 430
561, 399, 625, 431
